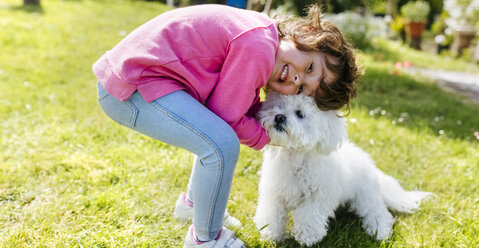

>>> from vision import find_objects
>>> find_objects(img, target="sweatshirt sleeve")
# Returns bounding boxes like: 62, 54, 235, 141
204, 26, 277, 150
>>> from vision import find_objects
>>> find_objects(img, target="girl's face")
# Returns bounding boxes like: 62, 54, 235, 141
267, 39, 337, 96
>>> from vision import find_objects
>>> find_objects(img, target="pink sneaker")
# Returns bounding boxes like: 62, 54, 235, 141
183, 225, 245, 248
174, 192, 194, 222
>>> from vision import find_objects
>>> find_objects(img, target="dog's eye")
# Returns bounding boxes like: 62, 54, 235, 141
295, 110, 304, 119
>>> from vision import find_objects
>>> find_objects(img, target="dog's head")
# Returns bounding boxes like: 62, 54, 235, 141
258, 92, 347, 154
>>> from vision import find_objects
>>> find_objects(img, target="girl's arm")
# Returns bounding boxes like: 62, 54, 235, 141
205, 26, 277, 150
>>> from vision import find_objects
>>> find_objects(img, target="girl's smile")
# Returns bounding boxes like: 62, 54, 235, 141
267, 39, 337, 97
279, 64, 288, 82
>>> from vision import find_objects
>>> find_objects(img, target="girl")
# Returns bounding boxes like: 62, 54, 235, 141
93, 4, 361, 247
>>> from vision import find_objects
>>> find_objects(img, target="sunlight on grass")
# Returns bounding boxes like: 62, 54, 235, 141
1, 0, 478, 247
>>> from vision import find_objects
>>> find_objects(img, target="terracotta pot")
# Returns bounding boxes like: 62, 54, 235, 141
405, 22, 426, 38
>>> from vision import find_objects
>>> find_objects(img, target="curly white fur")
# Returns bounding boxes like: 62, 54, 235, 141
254, 92, 432, 246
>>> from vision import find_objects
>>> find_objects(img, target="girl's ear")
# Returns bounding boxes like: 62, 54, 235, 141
315, 111, 348, 155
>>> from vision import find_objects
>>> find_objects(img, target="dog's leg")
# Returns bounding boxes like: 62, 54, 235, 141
254, 196, 288, 242
351, 188, 394, 240
290, 199, 334, 246
255, 149, 292, 242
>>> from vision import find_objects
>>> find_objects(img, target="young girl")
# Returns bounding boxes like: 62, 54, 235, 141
93, 4, 361, 247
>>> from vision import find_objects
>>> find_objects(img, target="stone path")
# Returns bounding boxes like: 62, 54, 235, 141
404, 67, 479, 104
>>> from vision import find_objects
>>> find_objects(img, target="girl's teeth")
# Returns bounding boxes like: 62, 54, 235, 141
280, 65, 287, 81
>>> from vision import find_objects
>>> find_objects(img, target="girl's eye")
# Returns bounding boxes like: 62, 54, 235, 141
296, 85, 303, 95
307, 63, 313, 73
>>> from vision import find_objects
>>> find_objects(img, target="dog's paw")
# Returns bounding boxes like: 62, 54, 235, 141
258, 224, 287, 242
291, 224, 327, 247
362, 213, 394, 240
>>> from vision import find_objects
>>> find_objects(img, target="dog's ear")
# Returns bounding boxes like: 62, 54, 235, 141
314, 111, 348, 155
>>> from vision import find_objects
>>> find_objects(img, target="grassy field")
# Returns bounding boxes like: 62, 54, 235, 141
1, 0, 478, 247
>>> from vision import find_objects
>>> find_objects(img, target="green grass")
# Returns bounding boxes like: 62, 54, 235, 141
1, 0, 478, 247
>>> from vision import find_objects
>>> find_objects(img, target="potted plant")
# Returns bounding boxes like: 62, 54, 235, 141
400, 0, 431, 49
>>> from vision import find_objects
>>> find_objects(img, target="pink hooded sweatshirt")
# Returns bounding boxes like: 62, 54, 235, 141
93, 5, 279, 150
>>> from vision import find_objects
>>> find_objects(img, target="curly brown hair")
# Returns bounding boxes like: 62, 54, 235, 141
276, 5, 363, 114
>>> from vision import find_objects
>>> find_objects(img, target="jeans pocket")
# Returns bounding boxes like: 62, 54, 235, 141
97, 82, 138, 128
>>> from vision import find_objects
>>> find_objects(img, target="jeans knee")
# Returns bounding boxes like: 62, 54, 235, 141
201, 129, 240, 170
218, 132, 240, 164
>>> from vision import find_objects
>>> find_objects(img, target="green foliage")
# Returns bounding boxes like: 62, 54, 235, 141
272, 0, 369, 16
400, 0, 431, 22
390, 15, 406, 33
326, 12, 387, 49
366, 0, 387, 15
1, 0, 479, 247
444, 0, 479, 27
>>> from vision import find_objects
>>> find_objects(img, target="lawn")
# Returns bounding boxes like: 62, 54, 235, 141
1, 0, 478, 247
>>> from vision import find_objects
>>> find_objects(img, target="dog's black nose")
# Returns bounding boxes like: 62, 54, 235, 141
274, 114, 286, 124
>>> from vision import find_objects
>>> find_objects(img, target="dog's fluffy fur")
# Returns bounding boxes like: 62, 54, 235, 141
254, 92, 431, 246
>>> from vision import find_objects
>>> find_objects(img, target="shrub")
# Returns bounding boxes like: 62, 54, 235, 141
400, 1, 431, 23
325, 12, 387, 49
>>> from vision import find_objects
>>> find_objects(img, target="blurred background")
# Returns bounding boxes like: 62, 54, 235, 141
147, 0, 479, 63
20, 0, 479, 63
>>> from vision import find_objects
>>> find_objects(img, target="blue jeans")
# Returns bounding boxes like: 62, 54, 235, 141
97, 82, 240, 240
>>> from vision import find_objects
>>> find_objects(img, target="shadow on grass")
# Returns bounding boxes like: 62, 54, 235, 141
316, 206, 382, 248
10, 4, 44, 13
354, 66, 479, 141
250, 206, 383, 248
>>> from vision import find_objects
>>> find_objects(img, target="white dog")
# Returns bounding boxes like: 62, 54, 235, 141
254, 92, 431, 246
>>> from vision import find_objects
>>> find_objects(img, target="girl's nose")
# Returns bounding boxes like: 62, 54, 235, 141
293, 74, 302, 85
